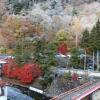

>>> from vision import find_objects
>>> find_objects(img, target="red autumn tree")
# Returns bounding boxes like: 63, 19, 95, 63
2, 63, 11, 77
2, 58, 17, 78
58, 42, 67, 55
18, 63, 43, 84
18, 66, 33, 84
10, 67, 21, 79
2, 60, 43, 84
2, 63, 18, 78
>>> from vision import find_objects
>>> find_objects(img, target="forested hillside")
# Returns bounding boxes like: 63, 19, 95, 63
0, 0, 100, 49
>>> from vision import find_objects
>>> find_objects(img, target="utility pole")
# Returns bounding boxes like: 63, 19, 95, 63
84, 50, 86, 71
97, 50, 99, 71
75, 32, 78, 48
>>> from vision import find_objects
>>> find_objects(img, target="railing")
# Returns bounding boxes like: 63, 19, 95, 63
72, 82, 100, 100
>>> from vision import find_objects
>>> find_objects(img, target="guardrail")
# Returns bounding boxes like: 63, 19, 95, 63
50, 81, 92, 100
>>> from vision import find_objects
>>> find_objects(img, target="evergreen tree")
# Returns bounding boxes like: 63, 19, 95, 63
34, 38, 58, 90
90, 20, 100, 50
80, 29, 90, 49
70, 48, 80, 68
34, 38, 57, 73
14, 41, 31, 66
90, 20, 100, 71
80, 29, 90, 70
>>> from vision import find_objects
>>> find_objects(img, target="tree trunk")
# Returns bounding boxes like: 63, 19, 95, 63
96, 50, 99, 71
75, 32, 78, 48
84, 49, 86, 71
93, 50, 95, 71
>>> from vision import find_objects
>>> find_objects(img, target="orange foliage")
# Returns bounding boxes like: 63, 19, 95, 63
3, 16, 43, 37
0, 28, 15, 47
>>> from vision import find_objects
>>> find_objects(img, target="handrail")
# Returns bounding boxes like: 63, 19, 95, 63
72, 82, 100, 100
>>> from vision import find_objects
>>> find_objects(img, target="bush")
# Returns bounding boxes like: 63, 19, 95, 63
27, 64, 43, 78
64, 71, 71, 81
18, 63, 43, 84
18, 66, 33, 84
10, 67, 21, 79
2, 62, 43, 84
2, 64, 11, 77
71, 73, 78, 81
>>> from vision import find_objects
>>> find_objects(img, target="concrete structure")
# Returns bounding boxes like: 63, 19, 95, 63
0, 80, 7, 100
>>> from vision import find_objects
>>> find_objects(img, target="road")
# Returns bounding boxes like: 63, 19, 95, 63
55, 68, 100, 77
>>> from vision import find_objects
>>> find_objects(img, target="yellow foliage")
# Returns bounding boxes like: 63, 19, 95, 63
4, 15, 44, 38
7, 49, 14, 54
0, 49, 14, 54
0, 28, 16, 47
56, 30, 69, 41
4, 16, 21, 31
